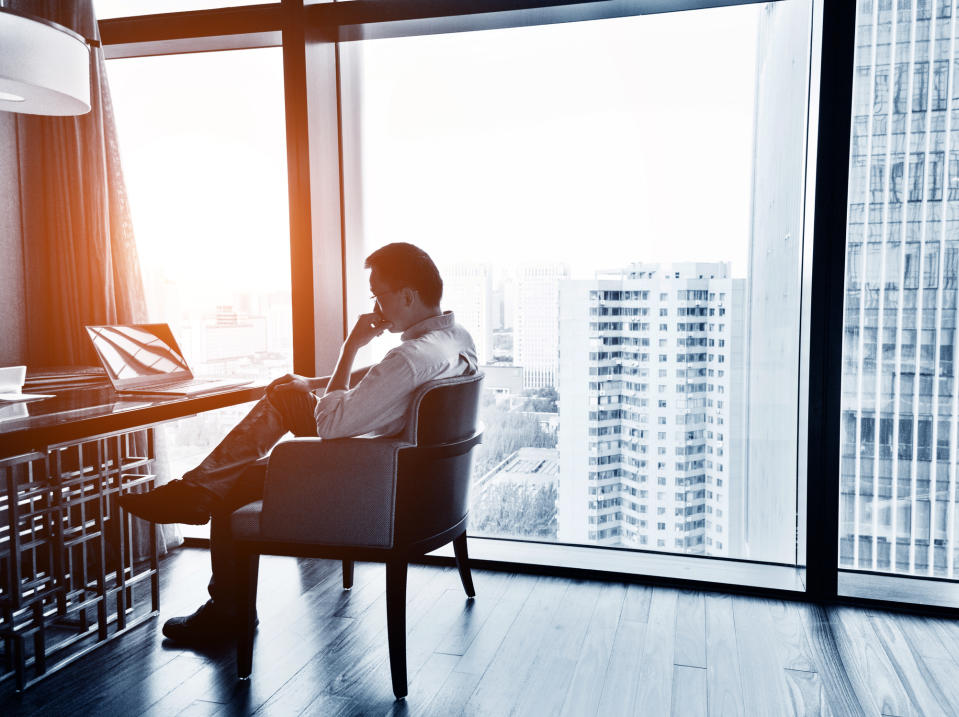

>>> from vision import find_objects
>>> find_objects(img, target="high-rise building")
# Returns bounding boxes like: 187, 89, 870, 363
841, 0, 959, 577
442, 262, 495, 364
558, 262, 744, 555
514, 263, 568, 390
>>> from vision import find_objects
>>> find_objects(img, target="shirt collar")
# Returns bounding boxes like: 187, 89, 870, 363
401, 311, 455, 341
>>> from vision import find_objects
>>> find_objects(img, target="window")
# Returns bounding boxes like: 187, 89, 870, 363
933, 60, 949, 111
870, 161, 885, 203
107, 49, 292, 536
909, 154, 926, 201
334, 0, 811, 571
928, 152, 943, 201
890, 160, 904, 203
842, 0, 959, 600
913, 61, 929, 113
874, 67, 889, 114
894, 62, 910, 114
948, 151, 959, 201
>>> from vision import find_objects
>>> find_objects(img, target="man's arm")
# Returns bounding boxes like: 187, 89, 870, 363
323, 342, 359, 394
267, 311, 389, 398
266, 365, 373, 396
324, 312, 390, 393
296, 366, 371, 391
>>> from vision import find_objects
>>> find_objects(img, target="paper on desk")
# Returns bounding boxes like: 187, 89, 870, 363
0, 393, 55, 402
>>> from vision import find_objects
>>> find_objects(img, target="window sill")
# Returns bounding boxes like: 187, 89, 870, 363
430, 536, 807, 594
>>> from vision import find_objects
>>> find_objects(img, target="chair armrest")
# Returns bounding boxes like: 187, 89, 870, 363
258, 436, 412, 548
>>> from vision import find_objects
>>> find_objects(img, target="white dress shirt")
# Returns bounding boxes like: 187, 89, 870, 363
313, 311, 477, 439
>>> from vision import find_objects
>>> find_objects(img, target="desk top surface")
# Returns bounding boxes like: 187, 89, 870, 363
0, 384, 266, 458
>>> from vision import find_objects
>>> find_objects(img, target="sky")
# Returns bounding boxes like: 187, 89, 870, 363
104, 2, 811, 318
107, 48, 290, 305
343, 3, 766, 281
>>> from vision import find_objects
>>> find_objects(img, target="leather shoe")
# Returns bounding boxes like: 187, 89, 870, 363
120, 479, 213, 525
162, 600, 257, 645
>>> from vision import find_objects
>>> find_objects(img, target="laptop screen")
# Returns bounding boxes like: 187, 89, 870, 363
86, 324, 193, 388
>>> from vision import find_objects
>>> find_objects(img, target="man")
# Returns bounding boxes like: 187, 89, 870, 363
121, 243, 477, 643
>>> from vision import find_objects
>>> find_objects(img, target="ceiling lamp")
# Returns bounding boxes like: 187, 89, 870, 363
0, 6, 91, 116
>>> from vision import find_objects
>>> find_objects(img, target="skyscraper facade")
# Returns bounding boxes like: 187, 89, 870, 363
558, 262, 744, 555
514, 263, 568, 390
842, 0, 959, 577
442, 262, 495, 365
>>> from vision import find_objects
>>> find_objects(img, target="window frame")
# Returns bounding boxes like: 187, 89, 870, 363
96, 0, 959, 617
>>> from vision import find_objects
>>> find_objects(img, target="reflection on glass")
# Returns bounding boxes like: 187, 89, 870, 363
841, 0, 959, 580
86, 324, 190, 381
341, 2, 813, 562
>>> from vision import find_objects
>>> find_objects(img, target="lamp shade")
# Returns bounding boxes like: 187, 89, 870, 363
0, 8, 91, 116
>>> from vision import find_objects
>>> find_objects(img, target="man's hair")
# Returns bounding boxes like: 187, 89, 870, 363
364, 242, 443, 307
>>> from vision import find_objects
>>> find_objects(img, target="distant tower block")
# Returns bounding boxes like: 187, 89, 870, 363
558, 262, 744, 556
514, 263, 569, 390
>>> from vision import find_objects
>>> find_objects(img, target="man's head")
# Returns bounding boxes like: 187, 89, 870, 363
364, 242, 443, 332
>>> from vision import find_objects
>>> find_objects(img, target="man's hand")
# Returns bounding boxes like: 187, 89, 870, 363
346, 311, 393, 350
266, 373, 313, 397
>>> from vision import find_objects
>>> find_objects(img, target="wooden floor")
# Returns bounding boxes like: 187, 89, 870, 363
3, 547, 959, 716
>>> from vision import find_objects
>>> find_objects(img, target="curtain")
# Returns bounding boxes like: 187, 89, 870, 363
12, 0, 181, 554
14, 0, 145, 366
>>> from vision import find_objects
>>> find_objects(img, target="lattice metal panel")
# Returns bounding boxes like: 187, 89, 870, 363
0, 429, 159, 690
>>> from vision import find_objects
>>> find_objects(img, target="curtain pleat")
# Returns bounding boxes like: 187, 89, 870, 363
16, 0, 146, 366
12, 0, 180, 554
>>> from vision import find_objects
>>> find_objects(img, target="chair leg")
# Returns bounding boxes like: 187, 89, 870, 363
342, 560, 354, 589
453, 531, 476, 598
385, 560, 408, 699
236, 549, 260, 679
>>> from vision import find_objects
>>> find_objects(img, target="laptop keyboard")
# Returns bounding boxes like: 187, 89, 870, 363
136, 378, 221, 390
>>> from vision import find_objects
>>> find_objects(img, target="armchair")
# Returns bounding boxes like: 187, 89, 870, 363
231, 372, 484, 699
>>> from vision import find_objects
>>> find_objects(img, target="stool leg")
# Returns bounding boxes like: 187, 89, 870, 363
453, 531, 476, 598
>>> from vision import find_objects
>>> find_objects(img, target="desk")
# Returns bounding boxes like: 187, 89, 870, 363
0, 384, 265, 690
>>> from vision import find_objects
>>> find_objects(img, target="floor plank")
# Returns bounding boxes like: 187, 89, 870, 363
704, 593, 745, 717
764, 600, 817, 673
633, 587, 679, 715
559, 582, 627, 717
674, 590, 706, 668
870, 611, 956, 716
784, 668, 825, 716
732, 597, 792, 715
595, 618, 647, 716
460, 576, 570, 716
4, 547, 959, 717
511, 579, 602, 717
671, 664, 707, 717
447, 572, 537, 677
830, 607, 917, 717
797, 604, 864, 717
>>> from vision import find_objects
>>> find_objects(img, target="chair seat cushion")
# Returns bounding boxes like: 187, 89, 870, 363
231, 501, 263, 539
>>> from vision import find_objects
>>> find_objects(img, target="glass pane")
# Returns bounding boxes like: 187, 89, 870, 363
840, 0, 959, 594
94, 1, 276, 20
106, 48, 291, 534
341, 2, 813, 563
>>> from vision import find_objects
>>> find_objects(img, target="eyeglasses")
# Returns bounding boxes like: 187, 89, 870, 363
369, 288, 398, 302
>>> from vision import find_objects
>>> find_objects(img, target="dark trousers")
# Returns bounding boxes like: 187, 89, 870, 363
182, 389, 318, 613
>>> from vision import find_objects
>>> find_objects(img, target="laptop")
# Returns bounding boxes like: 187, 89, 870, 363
86, 323, 252, 396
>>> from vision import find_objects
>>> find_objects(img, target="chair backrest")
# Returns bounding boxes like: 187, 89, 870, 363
393, 372, 484, 550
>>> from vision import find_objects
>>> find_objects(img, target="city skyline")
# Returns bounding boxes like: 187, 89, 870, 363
105, 0, 814, 564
